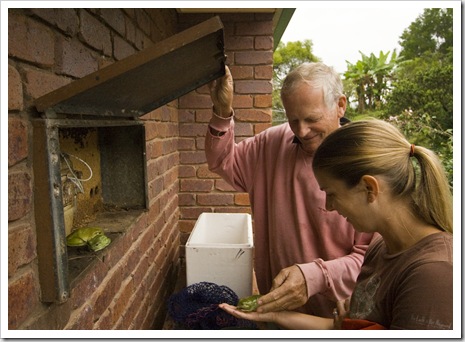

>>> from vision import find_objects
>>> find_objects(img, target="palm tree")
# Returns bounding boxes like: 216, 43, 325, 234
344, 50, 399, 113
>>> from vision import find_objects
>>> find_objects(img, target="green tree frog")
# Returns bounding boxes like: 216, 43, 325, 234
236, 295, 262, 312
66, 227, 111, 252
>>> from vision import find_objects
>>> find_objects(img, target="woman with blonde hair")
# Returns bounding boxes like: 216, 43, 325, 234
220, 119, 453, 329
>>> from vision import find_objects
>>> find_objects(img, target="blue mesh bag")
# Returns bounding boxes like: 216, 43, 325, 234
167, 282, 257, 329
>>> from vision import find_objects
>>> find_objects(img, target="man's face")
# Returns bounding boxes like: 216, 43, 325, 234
282, 82, 345, 155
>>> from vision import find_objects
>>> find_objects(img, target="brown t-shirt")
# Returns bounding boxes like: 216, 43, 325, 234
349, 232, 453, 329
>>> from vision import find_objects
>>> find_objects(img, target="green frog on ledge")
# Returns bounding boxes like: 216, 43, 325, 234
66, 226, 111, 252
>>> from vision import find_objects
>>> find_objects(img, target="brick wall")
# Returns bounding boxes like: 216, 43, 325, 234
7, 8, 180, 330
177, 12, 274, 247
7, 8, 273, 330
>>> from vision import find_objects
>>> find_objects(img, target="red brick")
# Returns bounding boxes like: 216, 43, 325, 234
8, 12, 55, 66
162, 138, 177, 155
235, 108, 271, 122
180, 179, 213, 192
255, 65, 274, 80
56, 36, 98, 78
178, 109, 195, 123
255, 122, 272, 134
168, 153, 180, 171
93, 269, 124, 320
178, 220, 195, 234
179, 123, 208, 137
135, 9, 152, 36
178, 137, 195, 151
8, 171, 32, 222
229, 65, 254, 79
8, 269, 39, 329
124, 11, 137, 40
255, 36, 273, 50
68, 304, 94, 329
149, 177, 163, 199
146, 140, 163, 159
8, 117, 28, 167
126, 284, 148, 329
235, 193, 250, 206
232, 94, 254, 108
197, 193, 234, 206
179, 151, 206, 165
70, 261, 107, 310
178, 193, 196, 206
179, 231, 191, 245
163, 168, 179, 189
235, 51, 273, 65
31, 8, 79, 37
110, 278, 134, 324
94, 309, 113, 330
197, 165, 220, 179
235, 80, 272, 94
23, 66, 70, 100
8, 65, 23, 111
178, 92, 212, 109
79, 10, 112, 56
225, 36, 254, 50
180, 206, 208, 220
178, 165, 196, 178
8, 224, 36, 277
196, 136, 205, 150
221, 12, 255, 24
215, 207, 252, 215
196, 84, 210, 95
141, 105, 173, 121
255, 13, 274, 21
195, 109, 213, 123
114, 34, 136, 60
131, 255, 150, 293
235, 21, 273, 36
254, 94, 272, 108
100, 8, 126, 37
144, 122, 158, 141
150, 122, 174, 138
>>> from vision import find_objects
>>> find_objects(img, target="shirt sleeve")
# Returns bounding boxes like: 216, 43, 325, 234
297, 233, 375, 302
205, 111, 260, 193
390, 261, 453, 329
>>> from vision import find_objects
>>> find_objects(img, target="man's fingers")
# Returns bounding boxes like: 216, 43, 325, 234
257, 291, 290, 312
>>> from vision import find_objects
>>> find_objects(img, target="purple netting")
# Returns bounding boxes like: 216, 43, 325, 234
167, 282, 257, 329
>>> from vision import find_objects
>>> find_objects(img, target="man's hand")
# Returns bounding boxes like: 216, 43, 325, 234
256, 265, 308, 313
208, 65, 233, 117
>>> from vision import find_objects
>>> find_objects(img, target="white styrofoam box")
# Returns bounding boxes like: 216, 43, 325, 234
186, 212, 254, 298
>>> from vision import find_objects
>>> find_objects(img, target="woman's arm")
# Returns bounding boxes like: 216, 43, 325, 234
219, 303, 334, 330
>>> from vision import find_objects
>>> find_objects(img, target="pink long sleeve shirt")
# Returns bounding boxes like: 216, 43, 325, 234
205, 113, 374, 317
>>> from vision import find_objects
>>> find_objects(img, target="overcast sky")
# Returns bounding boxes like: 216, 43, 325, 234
281, 1, 447, 73
280, 3, 429, 73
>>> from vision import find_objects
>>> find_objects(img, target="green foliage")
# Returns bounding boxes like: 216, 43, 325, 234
344, 50, 400, 113
384, 52, 453, 130
399, 8, 453, 60
272, 40, 320, 124
380, 8, 453, 186
383, 110, 453, 186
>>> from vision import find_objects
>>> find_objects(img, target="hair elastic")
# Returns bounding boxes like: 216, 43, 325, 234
410, 144, 415, 157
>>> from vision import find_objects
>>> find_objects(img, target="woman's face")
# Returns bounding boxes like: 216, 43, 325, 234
315, 171, 374, 233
